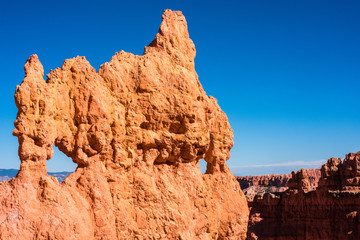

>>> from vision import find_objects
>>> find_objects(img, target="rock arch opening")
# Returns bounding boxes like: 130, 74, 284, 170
199, 158, 207, 174
46, 146, 77, 182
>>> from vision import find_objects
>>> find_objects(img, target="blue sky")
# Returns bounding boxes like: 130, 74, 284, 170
1, 0, 359, 175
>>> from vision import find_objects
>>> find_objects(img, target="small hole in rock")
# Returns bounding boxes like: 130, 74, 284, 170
47, 146, 77, 183
199, 159, 207, 174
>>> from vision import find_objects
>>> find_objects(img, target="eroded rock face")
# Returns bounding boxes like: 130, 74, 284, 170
236, 168, 321, 201
287, 168, 311, 192
247, 152, 360, 240
0, 10, 249, 240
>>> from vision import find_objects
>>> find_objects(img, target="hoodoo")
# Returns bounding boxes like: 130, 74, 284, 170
0, 10, 249, 239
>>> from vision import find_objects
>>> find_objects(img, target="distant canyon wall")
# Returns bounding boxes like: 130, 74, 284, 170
247, 152, 360, 240
236, 168, 321, 201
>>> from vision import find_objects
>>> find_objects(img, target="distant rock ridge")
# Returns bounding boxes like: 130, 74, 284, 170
0, 169, 71, 182
247, 152, 360, 240
0, 10, 249, 240
236, 168, 321, 201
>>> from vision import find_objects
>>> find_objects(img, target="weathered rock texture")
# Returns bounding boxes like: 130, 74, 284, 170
236, 168, 320, 201
247, 152, 360, 240
0, 10, 249, 240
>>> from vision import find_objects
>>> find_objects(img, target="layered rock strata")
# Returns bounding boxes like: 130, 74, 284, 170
247, 152, 360, 240
236, 168, 320, 201
0, 10, 249, 240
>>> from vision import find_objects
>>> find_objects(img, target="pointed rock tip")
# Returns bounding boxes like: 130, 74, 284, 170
24, 54, 44, 77
145, 9, 196, 69
159, 9, 188, 37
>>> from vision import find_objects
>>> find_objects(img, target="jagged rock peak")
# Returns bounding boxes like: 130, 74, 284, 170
145, 9, 196, 70
319, 151, 360, 191
24, 54, 44, 77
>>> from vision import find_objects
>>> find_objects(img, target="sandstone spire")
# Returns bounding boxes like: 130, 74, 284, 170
0, 10, 249, 239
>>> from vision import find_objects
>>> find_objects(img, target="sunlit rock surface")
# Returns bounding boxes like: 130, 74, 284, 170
0, 10, 248, 240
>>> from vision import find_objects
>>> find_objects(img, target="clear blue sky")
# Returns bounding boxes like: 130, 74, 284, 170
1, 0, 359, 176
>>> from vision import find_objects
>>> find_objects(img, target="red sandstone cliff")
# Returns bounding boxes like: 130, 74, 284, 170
0, 10, 249, 239
247, 152, 360, 240
236, 168, 321, 201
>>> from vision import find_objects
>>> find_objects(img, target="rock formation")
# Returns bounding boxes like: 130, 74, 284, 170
0, 10, 249, 240
287, 168, 311, 192
247, 152, 360, 240
236, 168, 320, 201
